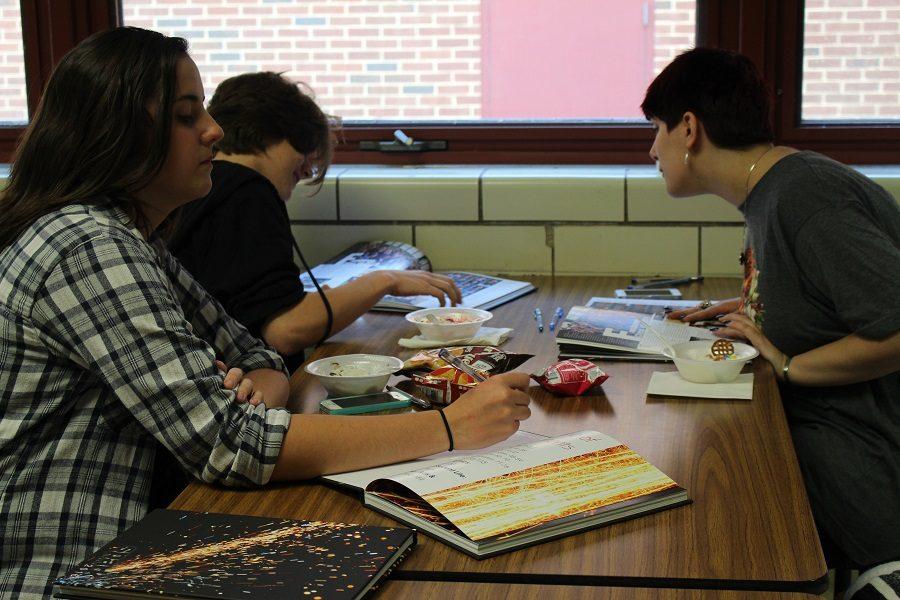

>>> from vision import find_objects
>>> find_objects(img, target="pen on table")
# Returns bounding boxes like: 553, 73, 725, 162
548, 306, 565, 331
628, 275, 704, 289
533, 308, 544, 333
386, 385, 431, 409
437, 349, 488, 382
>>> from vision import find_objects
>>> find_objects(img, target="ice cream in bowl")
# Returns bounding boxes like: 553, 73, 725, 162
405, 307, 492, 342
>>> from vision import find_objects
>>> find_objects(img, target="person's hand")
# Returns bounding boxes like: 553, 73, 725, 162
715, 313, 786, 371
378, 270, 462, 307
441, 371, 531, 450
215, 360, 264, 406
667, 297, 740, 323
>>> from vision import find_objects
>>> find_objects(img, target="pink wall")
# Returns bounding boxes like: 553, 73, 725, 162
481, 0, 654, 119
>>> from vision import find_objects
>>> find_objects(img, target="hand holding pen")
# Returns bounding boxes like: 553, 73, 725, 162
533, 308, 544, 333
548, 306, 564, 331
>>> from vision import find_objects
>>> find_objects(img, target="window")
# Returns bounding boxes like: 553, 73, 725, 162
1, 0, 898, 164
802, 0, 900, 122
0, 0, 26, 125
122, 0, 697, 124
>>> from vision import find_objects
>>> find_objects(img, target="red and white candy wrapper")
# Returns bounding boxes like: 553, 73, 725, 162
531, 359, 609, 396
410, 367, 480, 405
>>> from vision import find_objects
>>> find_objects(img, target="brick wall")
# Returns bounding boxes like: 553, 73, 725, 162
0, 1, 897, 124
124, 0, 484, 120
0, 0, 25, 123
803, 0, 900, 120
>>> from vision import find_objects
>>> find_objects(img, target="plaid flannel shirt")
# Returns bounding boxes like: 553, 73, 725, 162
0, 202, 291, 598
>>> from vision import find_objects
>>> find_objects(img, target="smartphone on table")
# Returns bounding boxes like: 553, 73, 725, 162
319, 389, 415, 415
614, 288, 682, 299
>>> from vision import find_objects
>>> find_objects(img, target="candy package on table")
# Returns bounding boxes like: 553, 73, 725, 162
400, 345, 532, 376
409, 368, 479, 406
531, 359, 609, 397
402, 346, 533, 406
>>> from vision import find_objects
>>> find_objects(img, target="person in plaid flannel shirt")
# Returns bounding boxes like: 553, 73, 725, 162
0, 27, 531, 598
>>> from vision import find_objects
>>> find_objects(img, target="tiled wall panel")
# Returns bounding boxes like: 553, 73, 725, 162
481, 166, 625, 221
554, 225, 698, 276
415, 225, 551, 274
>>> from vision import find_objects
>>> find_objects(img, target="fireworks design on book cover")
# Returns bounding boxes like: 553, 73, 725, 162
55, 510, 413, 599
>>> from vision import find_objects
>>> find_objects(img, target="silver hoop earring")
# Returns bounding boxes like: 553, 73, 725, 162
683, 152, 689, 166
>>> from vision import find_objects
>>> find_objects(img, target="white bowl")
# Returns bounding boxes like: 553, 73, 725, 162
405, 307, 492, 342
305, 354, 404, 396
662, 340, 759, 384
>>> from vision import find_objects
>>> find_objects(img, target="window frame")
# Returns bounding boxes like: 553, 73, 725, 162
1, 0, 897, 165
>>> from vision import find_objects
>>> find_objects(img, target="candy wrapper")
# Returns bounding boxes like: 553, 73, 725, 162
410, 367, 479, 406
401, 345, 532, 377
531, 359, 609, 396
402, 346, 533, 405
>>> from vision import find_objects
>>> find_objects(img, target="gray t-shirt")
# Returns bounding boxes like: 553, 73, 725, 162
739, 151, 900, 566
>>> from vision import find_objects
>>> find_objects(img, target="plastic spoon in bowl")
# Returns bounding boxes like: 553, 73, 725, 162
639, 319, 677, 357
423, 313, 440, 324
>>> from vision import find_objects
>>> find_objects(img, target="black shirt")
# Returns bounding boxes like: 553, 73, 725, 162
168, 160, 307, 372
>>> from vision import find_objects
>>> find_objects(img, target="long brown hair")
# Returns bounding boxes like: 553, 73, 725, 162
0, 27, 188, 250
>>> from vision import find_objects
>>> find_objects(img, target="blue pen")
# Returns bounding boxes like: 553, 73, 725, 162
533, 308, 544, 333
548, 306, 565, 331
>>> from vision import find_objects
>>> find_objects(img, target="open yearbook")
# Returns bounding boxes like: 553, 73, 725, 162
300, 240, 535, 312
53, 509, 415, 600
326, 431, 688, 558
556, 297, 717, 361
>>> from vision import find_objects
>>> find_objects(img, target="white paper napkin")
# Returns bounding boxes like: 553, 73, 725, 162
398, 326, 513, 349
646, 371, 754, 400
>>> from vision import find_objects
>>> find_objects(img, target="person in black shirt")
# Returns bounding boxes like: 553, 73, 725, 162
169, 72, 460, 372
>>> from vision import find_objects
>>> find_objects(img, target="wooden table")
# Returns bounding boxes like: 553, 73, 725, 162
171, 276, 828, 597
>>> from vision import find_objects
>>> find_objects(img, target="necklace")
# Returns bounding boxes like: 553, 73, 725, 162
745, 144, 775, 195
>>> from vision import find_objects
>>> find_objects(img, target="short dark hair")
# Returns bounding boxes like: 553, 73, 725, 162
641, 47, 774, 149
208, 72, 338, 185
0, 27, 187, 250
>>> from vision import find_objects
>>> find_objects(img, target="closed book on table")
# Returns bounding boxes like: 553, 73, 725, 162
53, 509, 415, 600
328, 430, 689, 558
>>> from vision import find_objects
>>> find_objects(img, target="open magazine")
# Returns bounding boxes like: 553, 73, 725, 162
327, 431, 688, 558
300, 240, 535, 312
556, 297, 718, 361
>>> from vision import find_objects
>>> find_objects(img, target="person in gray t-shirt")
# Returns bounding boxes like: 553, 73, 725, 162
641, 48, 900, 576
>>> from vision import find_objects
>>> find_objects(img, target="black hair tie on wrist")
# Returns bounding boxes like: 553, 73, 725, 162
436, 408, 454, 452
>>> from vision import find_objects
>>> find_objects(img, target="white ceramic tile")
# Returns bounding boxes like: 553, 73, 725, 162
415, 225, 551, 274
339, 166, 482, 221
481, 166, 625, 221
554, 225, 698, 275
701, 227, 745, 276
626, 167, 743, 222
290, 224, 413, 266
286, 167, 345, 221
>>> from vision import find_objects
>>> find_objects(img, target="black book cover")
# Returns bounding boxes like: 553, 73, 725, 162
54, 509, 415, 600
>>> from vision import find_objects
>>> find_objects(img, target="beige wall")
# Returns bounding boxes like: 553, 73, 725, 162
287, 164, 899, 277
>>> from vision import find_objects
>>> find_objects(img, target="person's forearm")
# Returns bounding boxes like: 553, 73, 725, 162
781, 331, 900, 387
262, 272, 393, 355
245, 368, 290, 408
269, 410, 449, 480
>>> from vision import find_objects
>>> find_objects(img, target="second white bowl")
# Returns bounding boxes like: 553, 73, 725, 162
405, 307, 492, 342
